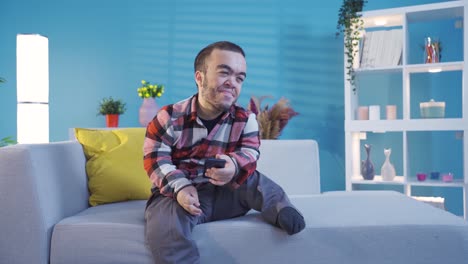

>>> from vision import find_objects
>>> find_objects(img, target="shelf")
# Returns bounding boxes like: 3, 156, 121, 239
406, 2, 464, 23
362, 14, 403, 28
345, 119, 465, 132
356, 61, 463, 74
352, 177, 467, 187
351, 175, 404, 185
346, 0, 467, 219
407, 179, 467, 187
355, 65, 403, 74
360, 1, 464, 27
405, 61, 463, 73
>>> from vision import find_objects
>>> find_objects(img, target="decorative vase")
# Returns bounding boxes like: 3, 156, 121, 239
106, 114, 119, 127
381, 148, 396, 181
361, 144, 375, 180
424, 37, 441, 63
139, 98, 159, 127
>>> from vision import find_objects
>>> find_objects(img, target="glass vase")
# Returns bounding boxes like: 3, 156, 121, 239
361, 144, 375, 180
139, 98, 159, 127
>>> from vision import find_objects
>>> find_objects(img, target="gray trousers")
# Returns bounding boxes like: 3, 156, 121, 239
144, 170, 293, 264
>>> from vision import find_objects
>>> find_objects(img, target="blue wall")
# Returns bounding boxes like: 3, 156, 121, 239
0, 0, 454, 197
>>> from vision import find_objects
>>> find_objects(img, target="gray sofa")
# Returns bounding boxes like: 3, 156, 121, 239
1, 139, 468, 264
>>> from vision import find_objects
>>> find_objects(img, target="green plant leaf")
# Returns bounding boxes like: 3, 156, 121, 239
97, 97, 127, 115
336, 0, 367, 94
0, 136, 16, 147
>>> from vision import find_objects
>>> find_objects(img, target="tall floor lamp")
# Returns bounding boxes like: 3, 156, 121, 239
16, 34, 49, 144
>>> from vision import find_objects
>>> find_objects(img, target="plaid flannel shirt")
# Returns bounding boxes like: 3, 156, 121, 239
143, 94, 260, 198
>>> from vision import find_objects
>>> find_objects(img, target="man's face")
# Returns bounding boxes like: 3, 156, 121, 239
196, 49, 247, 113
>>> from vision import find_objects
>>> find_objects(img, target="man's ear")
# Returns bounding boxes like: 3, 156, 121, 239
194, 71, 203, 88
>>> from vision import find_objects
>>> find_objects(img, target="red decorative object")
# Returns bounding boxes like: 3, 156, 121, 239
106, 114, 119, 127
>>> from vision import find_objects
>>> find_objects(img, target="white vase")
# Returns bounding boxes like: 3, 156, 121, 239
139, 98, 159, 127
381, 148, 396, 181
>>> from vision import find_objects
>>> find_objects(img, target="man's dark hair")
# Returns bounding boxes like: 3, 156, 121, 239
194, 41, 245, 73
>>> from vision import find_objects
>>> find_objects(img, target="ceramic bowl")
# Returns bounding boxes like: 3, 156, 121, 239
417, 173, 427, 181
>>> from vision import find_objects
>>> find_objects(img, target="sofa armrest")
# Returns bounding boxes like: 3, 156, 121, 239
0, 141, 89, 264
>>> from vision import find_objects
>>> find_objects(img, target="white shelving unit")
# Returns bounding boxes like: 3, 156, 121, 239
344, 1, 468, 219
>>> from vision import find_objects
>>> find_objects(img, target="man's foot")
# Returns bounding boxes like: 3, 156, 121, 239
277, 207, 305, 235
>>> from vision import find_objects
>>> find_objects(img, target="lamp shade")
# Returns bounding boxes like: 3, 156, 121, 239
16, 34, 49, 103
17, 34, 49, 143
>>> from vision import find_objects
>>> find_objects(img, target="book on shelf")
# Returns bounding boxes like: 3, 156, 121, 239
359, 29, 403, 69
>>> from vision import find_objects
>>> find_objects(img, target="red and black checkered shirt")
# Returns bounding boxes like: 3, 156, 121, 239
143, 94, 260, 198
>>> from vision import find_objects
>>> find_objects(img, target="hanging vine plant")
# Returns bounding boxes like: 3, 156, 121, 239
336, 0, 367, 93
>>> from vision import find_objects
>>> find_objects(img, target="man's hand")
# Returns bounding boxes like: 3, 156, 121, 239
205, 154, 236, 186
176, 185, 202, 216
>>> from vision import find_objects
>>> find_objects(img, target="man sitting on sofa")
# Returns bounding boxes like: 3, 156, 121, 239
143, 41, 305, 263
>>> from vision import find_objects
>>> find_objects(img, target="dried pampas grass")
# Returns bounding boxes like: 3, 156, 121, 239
248, 96, 298, 139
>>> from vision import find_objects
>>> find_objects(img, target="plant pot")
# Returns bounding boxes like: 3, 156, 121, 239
106, 114, 119, 127
139, 98, 159, 127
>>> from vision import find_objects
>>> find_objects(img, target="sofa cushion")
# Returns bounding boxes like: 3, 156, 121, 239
50, 191, 468, 264
74, 128, 151, 206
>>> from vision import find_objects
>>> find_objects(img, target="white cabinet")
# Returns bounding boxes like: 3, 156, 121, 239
344, 1, 467, 219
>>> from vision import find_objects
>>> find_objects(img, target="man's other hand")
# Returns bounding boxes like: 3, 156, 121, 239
176, 185, 202, 216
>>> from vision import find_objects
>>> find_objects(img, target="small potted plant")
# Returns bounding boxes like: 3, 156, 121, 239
97, 96, 127, 127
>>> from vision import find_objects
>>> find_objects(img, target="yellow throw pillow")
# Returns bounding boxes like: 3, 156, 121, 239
74, 128, 152, 206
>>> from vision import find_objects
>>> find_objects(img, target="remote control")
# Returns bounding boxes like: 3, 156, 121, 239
204, 158, 226, 170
